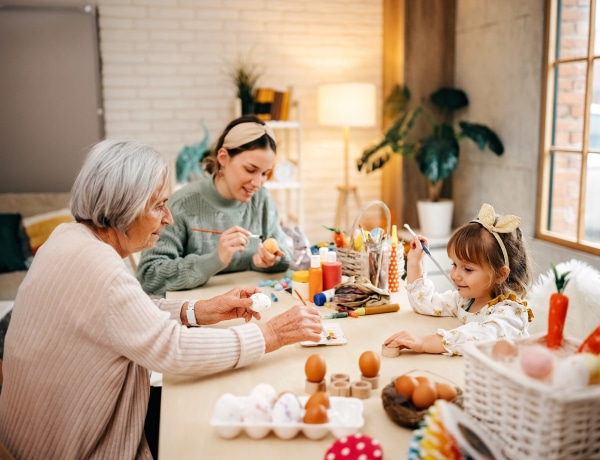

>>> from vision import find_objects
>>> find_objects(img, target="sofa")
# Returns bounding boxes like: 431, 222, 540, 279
0, 192, 72, 301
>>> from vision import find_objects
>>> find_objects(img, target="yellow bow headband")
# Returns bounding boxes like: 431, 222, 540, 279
222, 122, 275, 150
470, 203, 521, 267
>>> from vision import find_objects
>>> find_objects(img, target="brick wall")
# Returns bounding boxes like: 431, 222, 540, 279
95, 0, 383, 244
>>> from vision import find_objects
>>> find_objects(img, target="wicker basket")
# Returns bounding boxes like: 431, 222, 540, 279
381, 369, 463, 429
462, 332, 600, 459
335, 200, 391, 281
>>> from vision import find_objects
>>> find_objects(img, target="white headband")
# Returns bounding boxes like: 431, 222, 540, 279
470, 203, 521, 267
222, 122, 275, 150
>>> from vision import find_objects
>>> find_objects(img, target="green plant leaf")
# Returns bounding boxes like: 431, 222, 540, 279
384, 84, 411, 119
430, 88, 469, 111
459, 122, 505, 155
416, 123, 459, 183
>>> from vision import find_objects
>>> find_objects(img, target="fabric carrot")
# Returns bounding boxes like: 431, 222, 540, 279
323, 225, 345, 248
546, 263, 570, 349
578, 325, 600, 354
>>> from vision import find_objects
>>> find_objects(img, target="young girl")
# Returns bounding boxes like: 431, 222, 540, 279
384, 203, 533, 356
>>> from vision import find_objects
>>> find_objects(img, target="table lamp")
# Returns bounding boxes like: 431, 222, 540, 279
318, 82, 376, 230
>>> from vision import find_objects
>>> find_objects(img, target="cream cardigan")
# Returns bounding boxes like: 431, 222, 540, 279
0, 223, 265, 459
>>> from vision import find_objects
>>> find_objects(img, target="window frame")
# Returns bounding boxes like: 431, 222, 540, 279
537, 0, 600, 256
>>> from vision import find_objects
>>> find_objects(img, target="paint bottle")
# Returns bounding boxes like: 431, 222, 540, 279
313, 288, 335, 306
308, 254, 323, 303
292, 270, 309, 302
319, 246, 329, 265
388, 225, 400, 293
322, 251, 342, 291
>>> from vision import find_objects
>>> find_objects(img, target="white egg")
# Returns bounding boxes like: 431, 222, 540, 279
249, 383, 277, 406
250, 292, 272, 312
552, 355, 590, 388
213, 393, 244, 423
241, 394, 272, 423
271, 392, 302, 424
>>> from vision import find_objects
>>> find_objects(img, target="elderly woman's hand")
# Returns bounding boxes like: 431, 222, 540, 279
195, 286, 262, 325
259, 304, 323, 353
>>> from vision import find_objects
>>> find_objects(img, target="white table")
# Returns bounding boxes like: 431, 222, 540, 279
160, 271, 463, 460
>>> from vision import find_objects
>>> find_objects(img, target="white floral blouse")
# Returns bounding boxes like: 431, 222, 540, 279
406, 278, 533, 356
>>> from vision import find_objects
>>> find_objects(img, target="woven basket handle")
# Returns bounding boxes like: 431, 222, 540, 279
347, 200, 391, 248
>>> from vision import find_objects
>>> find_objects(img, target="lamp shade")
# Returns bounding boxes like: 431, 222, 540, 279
318, 83, 376, 127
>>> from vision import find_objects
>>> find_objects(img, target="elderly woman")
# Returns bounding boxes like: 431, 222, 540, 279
0, 139, 322, 459
137, 115, 291, 297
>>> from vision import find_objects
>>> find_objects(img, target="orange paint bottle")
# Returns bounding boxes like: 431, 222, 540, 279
308, 254, 323, 303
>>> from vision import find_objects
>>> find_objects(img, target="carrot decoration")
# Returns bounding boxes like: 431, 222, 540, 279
546, 263, 570, 349
578, 325, 600, 354
323, 225, 345, 248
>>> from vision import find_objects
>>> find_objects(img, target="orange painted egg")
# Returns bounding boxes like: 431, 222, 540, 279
412, 383, 438, 409
435, 382, 458, 401
263, 238, 279, 254
303, 403, 329, 424
358, 350, 380, 378
394, 375, 418, 399
305, 354, 327, 382
305, 391, 330, 410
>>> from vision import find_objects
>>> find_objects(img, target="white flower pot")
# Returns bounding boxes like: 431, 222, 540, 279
417, 199, 454, 238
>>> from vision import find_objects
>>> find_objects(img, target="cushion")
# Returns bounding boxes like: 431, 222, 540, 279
0, 213, 30, 273
23, 208, 73, 254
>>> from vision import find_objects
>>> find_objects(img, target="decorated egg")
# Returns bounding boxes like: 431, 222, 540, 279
213, 393, 244, 423
250, 292, 272, 312
249, 383, 277, 406
358, 350, 380, 378
412, 383, 438, 410
303, 403, 329, 424
305, 354, 327, 382
271, 392, 302, 424
552, 354, 592, 388
435, 382, 458, 401
492, 339, 519, 361
241, 394, 272, 423
520, 344, 553, 379
263, 238, 279, 254
305, 391, 330, 410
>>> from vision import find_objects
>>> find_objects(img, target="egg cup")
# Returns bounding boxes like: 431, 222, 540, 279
305, 379, 326, 394
360, 373, 380, 390
329, 380, 351, 397
350, 381, 372, 399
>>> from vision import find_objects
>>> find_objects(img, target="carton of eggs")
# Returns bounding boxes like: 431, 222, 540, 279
210, 383, 364, 440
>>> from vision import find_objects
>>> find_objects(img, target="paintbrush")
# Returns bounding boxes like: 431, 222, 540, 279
191, 228, 262, 239
403, 223, 455, 286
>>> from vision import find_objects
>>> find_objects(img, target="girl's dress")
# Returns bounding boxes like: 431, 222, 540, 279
406, 278, 533, 356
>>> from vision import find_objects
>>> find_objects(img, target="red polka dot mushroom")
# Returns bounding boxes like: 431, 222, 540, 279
324, 433, 383, 459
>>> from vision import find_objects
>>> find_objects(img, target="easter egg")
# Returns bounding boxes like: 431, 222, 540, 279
520, 344, 553, 379
263, 238, 279, 254
394, 375, 418, 399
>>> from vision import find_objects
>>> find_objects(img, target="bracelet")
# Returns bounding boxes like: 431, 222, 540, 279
186, 300, 199, 327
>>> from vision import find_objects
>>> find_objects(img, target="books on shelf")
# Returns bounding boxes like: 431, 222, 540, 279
253, 87, 292, 121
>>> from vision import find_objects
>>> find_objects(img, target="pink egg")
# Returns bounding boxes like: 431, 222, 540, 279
520, 344, 554, 379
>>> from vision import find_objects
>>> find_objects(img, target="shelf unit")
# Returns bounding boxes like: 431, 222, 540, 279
264, 102, 304, 229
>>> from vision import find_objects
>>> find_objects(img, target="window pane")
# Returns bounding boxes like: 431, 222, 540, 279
591, 59, 600, 150
548, 151, 581, 239
558, 0, 590, 60
553, 62, 587, 149
585, 153, 600, 242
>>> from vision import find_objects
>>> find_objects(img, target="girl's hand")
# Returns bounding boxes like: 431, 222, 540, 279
216, 226, 252, 265
252, 242, 284, 268
406, 235, 428, 283
195, 286, 262, 325
384, 331, 446, 354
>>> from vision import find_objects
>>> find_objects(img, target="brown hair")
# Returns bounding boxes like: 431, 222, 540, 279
447, 220, 532, 299
203, 114, 277, 174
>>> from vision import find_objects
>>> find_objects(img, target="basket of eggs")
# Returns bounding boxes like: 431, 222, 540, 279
381, 369, 462, 429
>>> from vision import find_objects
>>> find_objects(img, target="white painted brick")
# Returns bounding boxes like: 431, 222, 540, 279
148, 7, 195, 20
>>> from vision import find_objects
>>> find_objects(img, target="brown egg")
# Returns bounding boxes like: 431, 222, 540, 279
435, 382, 458, 401
415, 376, 433, 387
358, 350, 380, 378
305, 354, 327, 382
412, 383, 438, 409
303, 403, 329, 424
263, 237, 279, 254
305, 391, 330, 410
394, 375, 418, 398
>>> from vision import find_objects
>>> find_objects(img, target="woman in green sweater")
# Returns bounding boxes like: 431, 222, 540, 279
138, 115, 291, 296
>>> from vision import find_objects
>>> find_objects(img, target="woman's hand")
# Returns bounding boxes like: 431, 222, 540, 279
194, 286, 262, 325
259, 305, 323, 353
384, 331, 445, 354
252, 242, 284, 268
216, 226, 253, 265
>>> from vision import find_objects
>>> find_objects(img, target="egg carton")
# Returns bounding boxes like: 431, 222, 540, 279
210, 396, 364, 440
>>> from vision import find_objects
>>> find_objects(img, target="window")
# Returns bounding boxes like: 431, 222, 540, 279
539, 0, 600, 255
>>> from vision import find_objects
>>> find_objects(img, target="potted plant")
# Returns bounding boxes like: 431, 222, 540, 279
357, 84, 504, 236
227, 55, 262, 116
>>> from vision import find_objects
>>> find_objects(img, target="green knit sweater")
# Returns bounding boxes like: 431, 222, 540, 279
137, 175, 291, 296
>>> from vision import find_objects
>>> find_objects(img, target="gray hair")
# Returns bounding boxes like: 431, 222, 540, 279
70, 139, 169, 233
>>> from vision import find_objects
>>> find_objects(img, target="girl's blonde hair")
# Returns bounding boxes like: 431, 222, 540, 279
447, 220, 532, 298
